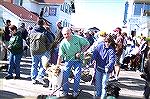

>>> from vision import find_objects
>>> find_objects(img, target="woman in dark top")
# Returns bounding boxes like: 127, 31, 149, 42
4, 25, 23, 79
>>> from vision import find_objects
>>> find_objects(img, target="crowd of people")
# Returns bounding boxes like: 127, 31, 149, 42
0, 18, 150, 99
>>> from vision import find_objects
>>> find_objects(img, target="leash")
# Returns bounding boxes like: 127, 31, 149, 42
49, 52, 93, 96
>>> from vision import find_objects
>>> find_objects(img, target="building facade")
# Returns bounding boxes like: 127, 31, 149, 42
0, 1, 39, 29
124, 0, 150, 37
21, 0, 75, 34
0, 0, 75, 34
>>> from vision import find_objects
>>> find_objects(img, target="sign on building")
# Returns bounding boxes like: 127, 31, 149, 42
128, 17, 141, 24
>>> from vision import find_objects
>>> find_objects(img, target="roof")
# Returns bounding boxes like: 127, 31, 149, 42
0, 2, 38, 22
30, 0, 64, 4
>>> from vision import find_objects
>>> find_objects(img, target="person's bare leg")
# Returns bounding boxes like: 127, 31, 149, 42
109, 66, 116, 79
115, 65, 120, 80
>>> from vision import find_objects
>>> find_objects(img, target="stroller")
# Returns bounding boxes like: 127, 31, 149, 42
122, 42, 141, 71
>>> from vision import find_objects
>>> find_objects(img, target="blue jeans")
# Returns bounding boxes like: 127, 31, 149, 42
63, 60, 82, 94
44, 51, 50, 58
140, 53, 145, 72
8, 53, 22, 77
50, 48, 59, 65
31, 54, 46, 80
95, 69, 110, 98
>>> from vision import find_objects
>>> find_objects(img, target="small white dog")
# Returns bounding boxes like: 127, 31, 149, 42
46, 64, 64, 97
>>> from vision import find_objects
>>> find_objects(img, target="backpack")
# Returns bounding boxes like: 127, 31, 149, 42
45, 31, 55, 44
17, 27, 28, 40
29, 31, 48, 54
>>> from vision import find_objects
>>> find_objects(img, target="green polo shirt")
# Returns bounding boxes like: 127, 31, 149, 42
59, 35, 90, 61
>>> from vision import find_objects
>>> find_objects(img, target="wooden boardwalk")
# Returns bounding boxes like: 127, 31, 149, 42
0, 57, 148, 99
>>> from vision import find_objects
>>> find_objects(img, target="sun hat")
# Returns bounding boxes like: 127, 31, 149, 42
99, 31, 106, 36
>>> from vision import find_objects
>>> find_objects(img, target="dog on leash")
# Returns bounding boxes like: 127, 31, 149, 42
45, 64, 64, 97
105, 82, 121, 99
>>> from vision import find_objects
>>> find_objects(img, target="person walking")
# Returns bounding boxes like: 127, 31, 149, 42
49, 21, 64, 65
113, 27, 124, 80
57, 27, 90, 97
17, 23, 29, 57
139, 36, 148, 72
92, 34, 116, 99
27, 19, 51, 84
55, 21, 63, 36
49, 31, 63, 65
4, 25, 23, 79
1, 20, 11, 70
87, 31, 107, 53
17, 23, 28, 40
141, 50, 150, 99
83, 30, 95, 46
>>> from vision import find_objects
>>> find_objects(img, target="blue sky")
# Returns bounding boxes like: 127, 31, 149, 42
71, 0, 126, 32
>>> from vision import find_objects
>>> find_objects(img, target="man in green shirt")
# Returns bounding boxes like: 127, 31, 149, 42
57, 27, 90, 97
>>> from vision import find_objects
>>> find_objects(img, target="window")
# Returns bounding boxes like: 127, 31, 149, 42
60, 5, 64, 12
13, 0, 23, 6
62, 19, 68, 27
134, 3, 143, 15
134, 3, 150, 16
20, 0, 23, 6
60, 3, 71, 15
49, 7, 57, 16
71, 1, 75, 13
145, 4, 150, 10
43, 6, 57, 17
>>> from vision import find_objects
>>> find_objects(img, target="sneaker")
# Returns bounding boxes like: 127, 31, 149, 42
32, 79, 37, 84
60, 92, 68, 97
36, 78, 46, 84
73, 92, 78, 97
4, 75, 13, 79
115, 76, 118, 80
110, 75, 115, 79
14, 76, 21, 79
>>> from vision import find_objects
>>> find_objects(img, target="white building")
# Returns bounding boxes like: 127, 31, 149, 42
0, 1, 40, 29
0, 0, 75, 34
124, 0, 150, 37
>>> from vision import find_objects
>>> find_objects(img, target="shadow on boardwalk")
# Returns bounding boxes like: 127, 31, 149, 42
118, 77, 145, 91
0, 90, 24, 99
0, 57, 147, 99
